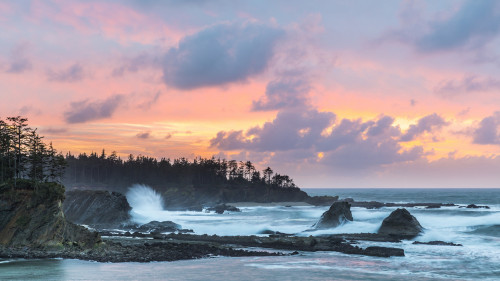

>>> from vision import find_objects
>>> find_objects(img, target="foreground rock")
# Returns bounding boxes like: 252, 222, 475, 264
63, 190, 132, 228
312, 201, 353, 229
206, 203, 241, 214
0, 238, 282, 262
378, 208, 423, 238
159, 233, 404, 258
0, 180, 101, 249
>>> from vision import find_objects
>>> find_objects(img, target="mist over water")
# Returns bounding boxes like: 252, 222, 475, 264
126, 184, 165, 224
2, 188, 499, 280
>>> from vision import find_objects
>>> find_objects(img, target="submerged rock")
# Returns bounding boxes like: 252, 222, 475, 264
63, 190, 132, 228
377, 208, 423, 238
207, 204, 241, 214
312, 201, 353, 229
412, 241, 462, 246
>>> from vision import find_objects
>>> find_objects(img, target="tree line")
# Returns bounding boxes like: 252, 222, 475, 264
63, 151, 298, 192
0, 116, 66, 186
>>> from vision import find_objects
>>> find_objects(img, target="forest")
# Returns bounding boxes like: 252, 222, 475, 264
1, 116, 299, 194
0, 116, 66, 186
63, 151, 299, 193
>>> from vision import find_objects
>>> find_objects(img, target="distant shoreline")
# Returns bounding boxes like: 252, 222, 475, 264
227, 202, 313, 207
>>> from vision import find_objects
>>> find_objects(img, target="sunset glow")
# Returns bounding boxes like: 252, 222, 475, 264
2, 0, 500, 187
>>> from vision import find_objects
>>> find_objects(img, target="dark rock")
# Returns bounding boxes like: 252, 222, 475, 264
207, 204, 241, 214
312, 201, 353, 229
363, 246, 405, 257
378, 208, 423, 238
466, 204, 490, 209
305, 195, 339, 206
0, 181, 101, 249
342, 198, 354, 203
63, 190, 131, 228
413, 241, 462, 246
136, 221, 181, 233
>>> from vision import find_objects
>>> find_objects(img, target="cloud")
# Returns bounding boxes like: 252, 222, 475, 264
211, 110, 425, 171
138, 91, 161, 110
473, 111, 500, 144
162, 22, 284, 89
5, 43, 32, 74
64, 94, 124, 124
400, 113, 448, 142
252, 73, 310, 111
435, 75, 500, 97
47, 63, 85, 82
211, 108, 335, 151
7, 58, 32, 73
416, 0, 500, 52
112, 52, 160, 77
136, 131, 151, 139
42, 128, 68, 135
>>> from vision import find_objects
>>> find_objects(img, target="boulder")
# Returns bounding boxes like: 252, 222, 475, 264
378, 208, 423, 238
136, 221, 181, 233
207, 204, 241, 214
312, 201, 353, 229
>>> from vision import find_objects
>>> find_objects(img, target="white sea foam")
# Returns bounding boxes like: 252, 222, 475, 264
126, 184, 165, 224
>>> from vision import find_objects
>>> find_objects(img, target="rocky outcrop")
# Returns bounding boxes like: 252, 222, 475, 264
135, 221, 181, 233
0, 181, 101, 249
413, 241, 462, 246
305, 195, 339, 206
206, 204, 241, 214
465, 204, 490, 209
378, 208, 423, 238
63, 190, 131, 228
161, 185, 310, 211
312, 201, 353, 229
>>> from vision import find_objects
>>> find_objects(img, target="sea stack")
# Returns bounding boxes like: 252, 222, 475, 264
378, 208, 423, 238
312, 201, 353, 229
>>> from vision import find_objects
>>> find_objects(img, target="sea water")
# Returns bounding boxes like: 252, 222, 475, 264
1, 188, 499, 280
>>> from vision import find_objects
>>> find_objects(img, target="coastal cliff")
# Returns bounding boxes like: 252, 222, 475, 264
63, 190, 131, 227
0, 180, 101, 248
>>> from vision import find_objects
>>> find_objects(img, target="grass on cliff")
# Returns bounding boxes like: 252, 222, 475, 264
0, 179, 65, 204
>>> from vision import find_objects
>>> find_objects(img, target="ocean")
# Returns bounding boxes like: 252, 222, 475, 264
1, 188, 499, 281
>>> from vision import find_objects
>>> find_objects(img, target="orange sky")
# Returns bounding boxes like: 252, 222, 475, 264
2, 0, 500, 187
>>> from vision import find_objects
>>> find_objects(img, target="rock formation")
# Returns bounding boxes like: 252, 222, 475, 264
377, 208, 423, 238
63, 190, 132, 228
0, 181, 101, 248
206, 203, 241, 214
312, 201, 353, 229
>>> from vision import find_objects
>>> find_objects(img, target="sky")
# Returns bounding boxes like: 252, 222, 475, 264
2, 0, 500, 188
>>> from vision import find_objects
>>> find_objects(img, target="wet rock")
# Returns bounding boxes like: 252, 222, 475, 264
466, 204, 490, 209
378, 208, 423, 238
363, 246, 405, 257
136, 221, 181, 233
312, 201, 353, 229
207, 204, 241, 214
413, 241, 462, 246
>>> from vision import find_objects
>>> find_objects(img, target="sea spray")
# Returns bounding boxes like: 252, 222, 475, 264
126, 184, 165, 224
